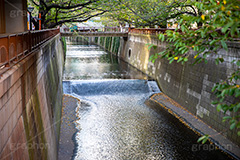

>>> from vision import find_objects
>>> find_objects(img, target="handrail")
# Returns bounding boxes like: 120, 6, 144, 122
61, 27, 129, 33
0, 28, 60, 75
61, 27, 178, 35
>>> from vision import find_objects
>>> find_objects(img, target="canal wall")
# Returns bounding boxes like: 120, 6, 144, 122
92, 37, 122, 55
92, 34, 240, 147
0, 34, 65, 159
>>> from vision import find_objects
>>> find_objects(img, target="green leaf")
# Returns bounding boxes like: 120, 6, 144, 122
222, 116, 232, 122
221, 90, 227, 97
212, 101, 219, 105
148, 44, 155, 50
197, 135, 209, 144
209, 40, 218, 45
149, 54, 155, 62
229, 89, 235, 96
169, 58, 175, 64
202, 137, 208, 144
204, 59, 208, 64
234, 103, 240, 112
221, 21, 234, 33
231, 60, 236, 64
237, 122, 240, 128
235, 89, 240, 97
230, 122, 236, 130
238, 131, 240, 136
193, 57, 202, 65
177, 57, 183, 63
181, 25, 188, 32
212, 85, 218, 92
183, 57, 188, 62
221, 40, 228, 50
217, 104, 222, 112
158, 34, 165, 41
219, 58, 224, 63
236, 61, 240, 66
230, 23, 238, 37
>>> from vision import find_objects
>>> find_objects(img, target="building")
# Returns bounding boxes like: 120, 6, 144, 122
0, 0, 28, 34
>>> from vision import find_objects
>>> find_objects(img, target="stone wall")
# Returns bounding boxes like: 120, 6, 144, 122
124, 33, 240, 146
93, 34, 240, 146
0, 34, 64, 160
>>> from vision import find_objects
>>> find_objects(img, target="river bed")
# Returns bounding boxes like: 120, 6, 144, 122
58, 39, 233, 160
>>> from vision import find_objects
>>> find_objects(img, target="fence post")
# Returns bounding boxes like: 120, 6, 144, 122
21, 33, 24, 56
6, 36, 10, 67
29, 31, 32, 52
16, 34, 18, 61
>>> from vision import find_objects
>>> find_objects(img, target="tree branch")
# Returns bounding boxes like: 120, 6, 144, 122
48, 11, 106, 28
30, 0, 39, 7
47, 0, 98, 10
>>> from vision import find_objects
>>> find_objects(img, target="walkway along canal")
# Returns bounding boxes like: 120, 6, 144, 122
58, 37, 235, 160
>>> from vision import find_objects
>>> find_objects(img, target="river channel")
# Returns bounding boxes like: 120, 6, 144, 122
58, 38, 233, 160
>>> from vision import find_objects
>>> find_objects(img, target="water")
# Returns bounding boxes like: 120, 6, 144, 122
61, 39, 233, 160
64, 43, 149, 80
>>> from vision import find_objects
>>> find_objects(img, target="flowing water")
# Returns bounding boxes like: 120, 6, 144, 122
60, 39, 233, 160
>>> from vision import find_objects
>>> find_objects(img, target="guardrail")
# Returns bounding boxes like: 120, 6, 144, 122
0, 28, 59, 75
61, 27, 178, 35
61, 27, 129, 33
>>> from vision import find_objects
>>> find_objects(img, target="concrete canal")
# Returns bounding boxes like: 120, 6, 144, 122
58, 38, 233, 160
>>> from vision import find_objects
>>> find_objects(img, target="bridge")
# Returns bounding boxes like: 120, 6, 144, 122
61, 32, 129, 37
60, 27, 170, 37
60, 27, 129, 37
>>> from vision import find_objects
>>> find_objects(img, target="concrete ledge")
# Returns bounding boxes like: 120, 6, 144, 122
146, 93, 240, 160
58, 94, 80, 160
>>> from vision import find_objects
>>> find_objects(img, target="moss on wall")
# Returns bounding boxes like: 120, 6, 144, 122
22, 35, 64, 160
61, 37, 67, 54
93, 36, 120, 55
22, 89, 48, 160
95, 37, 98, 43
105, 37, 112, 51
0, 34, 64, 160
113, 37, 120, 54
100, 37, 105, 46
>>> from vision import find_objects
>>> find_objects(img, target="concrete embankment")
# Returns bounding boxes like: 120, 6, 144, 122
0, 34, 64, 160
90, 34, 240, 158
58, 95, 80, 160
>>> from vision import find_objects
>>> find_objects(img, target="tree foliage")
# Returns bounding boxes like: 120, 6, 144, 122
29, 0, 110, 28
101, 0, 199, 28
150, 0, 240, 141
29, 0, 200, 29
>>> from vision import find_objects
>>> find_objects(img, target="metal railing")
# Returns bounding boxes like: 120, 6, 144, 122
61, 27, 129, 33
61, 26, 178, 35
0, 28, 59, 75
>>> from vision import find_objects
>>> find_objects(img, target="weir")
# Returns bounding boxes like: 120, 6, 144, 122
92, 33, 240, 158
58, 38, 235, 160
